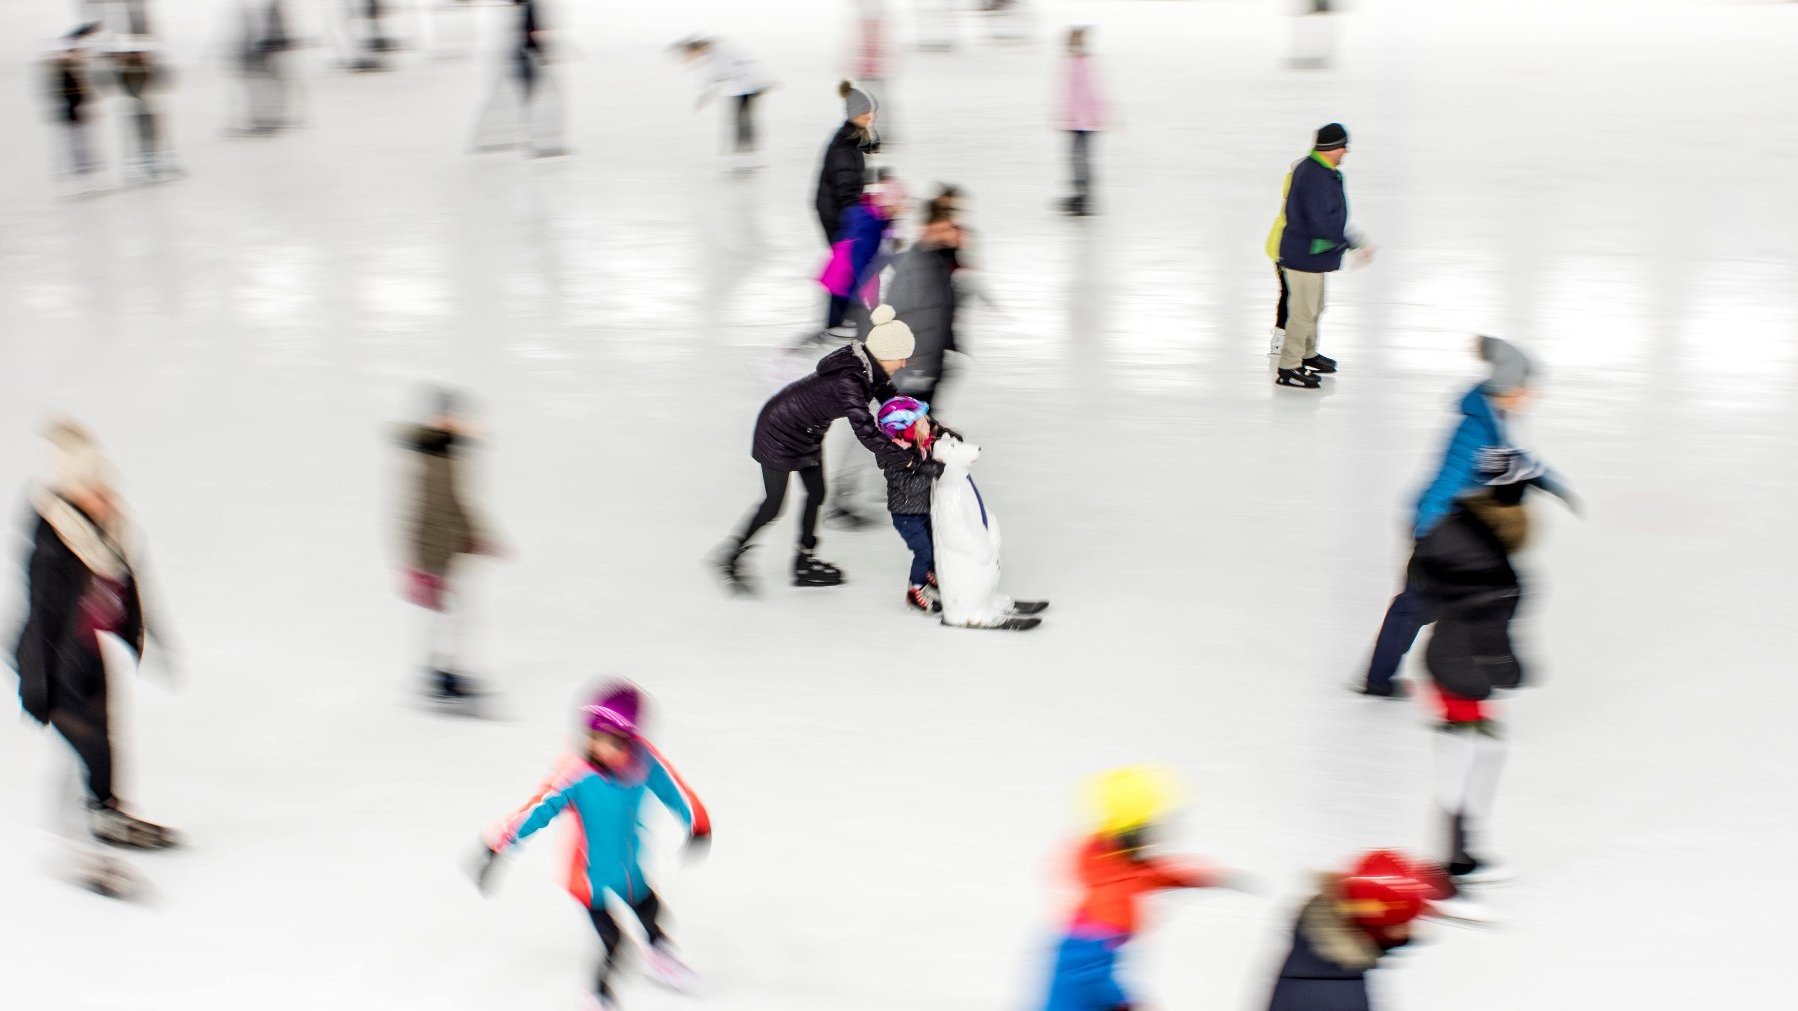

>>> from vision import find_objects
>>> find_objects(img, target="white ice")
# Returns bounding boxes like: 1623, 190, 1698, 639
1, 0, 1794, 1008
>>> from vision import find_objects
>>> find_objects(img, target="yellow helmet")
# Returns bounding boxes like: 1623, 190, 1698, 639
1086, 764, 1183, 836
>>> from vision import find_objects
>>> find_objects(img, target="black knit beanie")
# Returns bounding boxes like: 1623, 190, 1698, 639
1315, 123, 1349, 151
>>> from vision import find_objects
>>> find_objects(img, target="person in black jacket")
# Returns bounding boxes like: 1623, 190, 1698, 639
871, 396, 950, 614
12, 422, 178, 894
1267, 850, 1441, 1011
47, 26, 102, 179
1270, 122, 1369, 388
814, 80, 880, 251
888, 194, 964, 406
716, 306, 919, 592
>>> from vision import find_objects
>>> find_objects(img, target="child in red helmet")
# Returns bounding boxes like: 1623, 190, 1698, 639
1266, 850, 1446, 1011
473, 681, 710, 1007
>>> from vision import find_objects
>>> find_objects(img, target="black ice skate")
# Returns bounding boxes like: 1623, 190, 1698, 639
906, 585, 942, 614
1302, 354, 1338, 373
76, 852, 140, 900
946, 615, 1042, 631
793, 550, 845, 587
89, 803, 181, 850
1009, 600, 1050, 616
713, 541, 755, 595
1351, 679, 1411, 700
1276, 367, 1322, 389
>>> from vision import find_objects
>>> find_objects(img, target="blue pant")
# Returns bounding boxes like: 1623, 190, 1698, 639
1043, 933, 1128, 1011
1365, 574, 1435, 691
891, 513, 934, 586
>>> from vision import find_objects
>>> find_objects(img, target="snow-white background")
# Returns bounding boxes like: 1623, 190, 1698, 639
0, 0, 1794, 1008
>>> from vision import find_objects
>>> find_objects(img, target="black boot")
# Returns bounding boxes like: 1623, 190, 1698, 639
793, 550, 845, 587
1276, 367, 1322, 388
713, 540, 754, 595
1302, 354, 1338, 373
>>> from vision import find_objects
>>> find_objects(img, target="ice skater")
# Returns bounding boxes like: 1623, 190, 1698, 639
103, 35, 182, 183
1041, 766, 1247, 1010
1357, 337, 1573, 699
397, 389, 502, 706
849, 0, 896, 143
714, 306, 917, 592
814, 80, 880, 277
12, 421, 180, 898
929, 431, 1047, 630
232, 0, 299, 135
887, 194, 965, 405
872, 396, 951, 614
474, 681, 710, 1007
1266, 850, 1445, 1010
673, 34, 771, 170
1057, 26, 1105, 216
46, 25, 103, 185
1267, 123, 1370, 388
819, 176, 905, 342
470, 0, 565, 157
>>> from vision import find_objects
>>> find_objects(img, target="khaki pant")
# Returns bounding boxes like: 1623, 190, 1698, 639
1278, 267, 1326, 369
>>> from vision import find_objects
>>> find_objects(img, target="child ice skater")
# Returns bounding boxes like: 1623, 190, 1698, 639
475, 681, 711, 1006
874, 396, 948, 614
1042, 765, 1247, 1010
1266, 850, 1445, 1010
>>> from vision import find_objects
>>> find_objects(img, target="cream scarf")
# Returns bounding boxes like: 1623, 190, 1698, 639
32, 489, 135, 581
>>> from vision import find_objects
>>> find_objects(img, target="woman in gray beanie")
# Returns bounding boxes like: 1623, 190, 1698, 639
814, 80, 880, 260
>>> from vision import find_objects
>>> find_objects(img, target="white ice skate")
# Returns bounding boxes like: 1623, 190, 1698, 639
642, 943, 697, 992
1427, 893, 1499, 925
1452, 859, 1515, 887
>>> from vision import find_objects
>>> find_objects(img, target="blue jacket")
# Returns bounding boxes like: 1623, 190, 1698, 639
1413, 387, 1507, 539
488, 743, 708, 906
1277, 153, 1351, 272
839, 199, 891, 292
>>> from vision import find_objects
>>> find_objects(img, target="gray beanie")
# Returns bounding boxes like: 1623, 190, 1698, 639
1478, 335, 1534, 394
842, 80, 877, 120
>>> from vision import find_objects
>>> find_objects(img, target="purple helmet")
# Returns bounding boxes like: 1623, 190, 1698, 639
582, 682, 642, 738
878, 397, 930, 440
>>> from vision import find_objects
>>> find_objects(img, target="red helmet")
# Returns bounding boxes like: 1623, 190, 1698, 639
1337, 850, 1445, 928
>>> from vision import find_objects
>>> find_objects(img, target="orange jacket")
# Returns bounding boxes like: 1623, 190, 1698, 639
1067, 835, 1217, 937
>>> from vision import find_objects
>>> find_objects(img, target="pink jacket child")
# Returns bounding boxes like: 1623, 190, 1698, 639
1059, 27, 1105, 215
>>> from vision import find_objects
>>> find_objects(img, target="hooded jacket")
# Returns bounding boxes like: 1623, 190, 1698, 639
752, 342, 907, 471
13, 496, 145, 722
815, 120, 869, 242
1267, 892, 1383, 1011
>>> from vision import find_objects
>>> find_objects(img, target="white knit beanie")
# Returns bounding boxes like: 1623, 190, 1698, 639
45, 418, 112, 494
864, 305, 915, 361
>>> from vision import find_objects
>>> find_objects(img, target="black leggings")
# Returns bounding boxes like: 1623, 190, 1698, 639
739, 463, 826, 551
734, 92, 758, 151
590, 892, 664, 998
1274, 260, 1290, 331
51, 702, 114, 808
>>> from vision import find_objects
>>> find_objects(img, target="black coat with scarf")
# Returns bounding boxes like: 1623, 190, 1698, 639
814, 120, 869, 242
1267, 894, 1381, 1011
13, 504, 144, 723
752, 343, 910, 472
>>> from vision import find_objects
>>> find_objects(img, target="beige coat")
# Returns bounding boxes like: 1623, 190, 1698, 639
402, 425, 486, 575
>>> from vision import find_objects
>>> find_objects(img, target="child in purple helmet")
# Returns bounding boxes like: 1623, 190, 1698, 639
875, 397, 952, 614
474, 681, 711, 1006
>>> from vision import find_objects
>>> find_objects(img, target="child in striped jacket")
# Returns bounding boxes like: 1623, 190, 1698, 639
474, 681, 710, 1006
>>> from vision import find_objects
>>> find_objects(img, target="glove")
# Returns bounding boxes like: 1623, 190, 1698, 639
471, 842, 502, 894
684, 828, 711, 862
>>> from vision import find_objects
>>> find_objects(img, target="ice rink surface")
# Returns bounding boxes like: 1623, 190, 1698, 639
1, 0, 1795, 1007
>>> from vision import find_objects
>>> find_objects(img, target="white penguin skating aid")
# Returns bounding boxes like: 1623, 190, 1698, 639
928, 435, 1047, 630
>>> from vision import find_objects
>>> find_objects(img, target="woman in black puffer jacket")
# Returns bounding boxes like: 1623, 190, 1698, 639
717, 306, 919, 592
814, 81, 879, 246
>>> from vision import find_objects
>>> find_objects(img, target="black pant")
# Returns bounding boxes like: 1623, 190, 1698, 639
589, 892, 664, 997
50, 703, 114, 807
1274, 260, 1290, 330
733, 92, 759, 152
1069, 130, 1093, 200
825, 294, 871, 335
1364, 572, 1436, 691
739, 464, 826, 551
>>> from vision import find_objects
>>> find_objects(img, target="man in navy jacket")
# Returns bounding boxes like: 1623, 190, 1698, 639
1272, 123, 1364, 388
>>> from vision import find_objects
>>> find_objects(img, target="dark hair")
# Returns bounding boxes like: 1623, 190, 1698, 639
838, 79, 854, 99
922, 197, 955, 225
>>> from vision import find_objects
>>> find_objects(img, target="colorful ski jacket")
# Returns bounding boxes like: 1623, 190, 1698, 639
1065, 835, 1217, 939
487, 742, 709, 907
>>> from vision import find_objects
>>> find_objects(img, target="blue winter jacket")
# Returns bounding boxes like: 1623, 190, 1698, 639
488, 745, 707, 907
839, 199, 891, 293
1413, 387, 1508, 539
1277, 153, 1352, 272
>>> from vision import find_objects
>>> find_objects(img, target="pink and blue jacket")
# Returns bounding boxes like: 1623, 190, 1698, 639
486, 742, 709, 907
